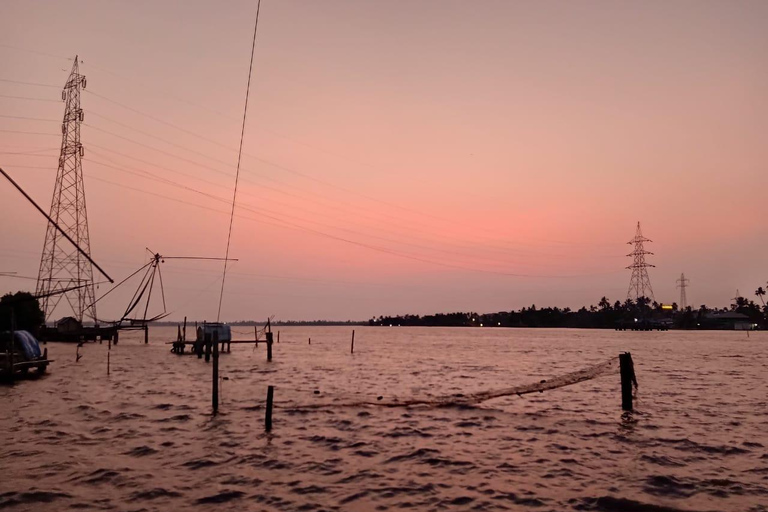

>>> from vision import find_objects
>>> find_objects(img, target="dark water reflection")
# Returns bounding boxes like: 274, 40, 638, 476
1, 327, 766, 511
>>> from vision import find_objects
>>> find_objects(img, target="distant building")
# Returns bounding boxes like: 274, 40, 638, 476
701, 311, 753, 330
56, 316, 82, 333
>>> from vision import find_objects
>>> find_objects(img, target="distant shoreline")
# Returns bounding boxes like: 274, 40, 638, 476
149, 320, 368, 327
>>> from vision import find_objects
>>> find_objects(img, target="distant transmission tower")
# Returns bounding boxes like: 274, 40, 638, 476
35, 56, 96, 323
676, 273, 689, 310
626, 222, 655, 302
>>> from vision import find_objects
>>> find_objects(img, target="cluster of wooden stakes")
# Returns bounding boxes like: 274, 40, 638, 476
165, 319, 358, 431
104, 321, 636, 433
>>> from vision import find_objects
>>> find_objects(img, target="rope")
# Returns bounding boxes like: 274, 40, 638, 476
217, 0, 262, 322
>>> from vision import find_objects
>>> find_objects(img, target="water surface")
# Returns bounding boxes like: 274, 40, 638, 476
1, 327, 766, 511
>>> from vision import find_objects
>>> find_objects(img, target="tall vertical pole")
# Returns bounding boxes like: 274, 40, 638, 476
9, 310, 16, 378
619, 352, 637, 411
265, 385, 274, 431
212, 331, 219, 414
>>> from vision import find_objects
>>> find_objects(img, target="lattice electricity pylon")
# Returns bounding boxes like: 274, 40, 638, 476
35, 56, 96, 323
676, 273, 689, 310
626, 222, 655, 302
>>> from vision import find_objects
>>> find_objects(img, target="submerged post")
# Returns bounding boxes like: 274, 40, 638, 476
183, 316, 187, 342
212, 331, 219, 414
265, 385, 274, 431
9, 310, 15, 378
619, 352, 637, 411
266, 319, 273, 361
277, 331, 280, 343
204, 332, 211, 362
351, 330, 355, 354
144, 325, 148, 344
107, 351, 110, 375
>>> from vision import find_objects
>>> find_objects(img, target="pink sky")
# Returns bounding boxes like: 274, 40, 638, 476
1, 1, 767, 321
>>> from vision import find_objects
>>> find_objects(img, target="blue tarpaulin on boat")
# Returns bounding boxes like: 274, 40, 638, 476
14, 330, 42, 360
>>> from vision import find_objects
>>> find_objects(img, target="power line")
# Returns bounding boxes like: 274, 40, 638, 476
78, 114, 624, 262
77, 87, 628, 250
0, 43, 71, 62
85, 157, 560, 270
0, 129, 59, 136
82, 146, 616, 270
6, 95, 621, 265
0, 114, 59, 122
0, 93, 60, 102
86, 168, 621, 279
0, 78, 60, 88
0, 147, 59, 155
83, 122, 233, 177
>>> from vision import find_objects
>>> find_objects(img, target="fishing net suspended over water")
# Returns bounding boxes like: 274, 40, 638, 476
280, 356, 620, 410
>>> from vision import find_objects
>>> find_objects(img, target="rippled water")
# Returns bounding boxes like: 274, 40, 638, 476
1, 327, 766, 511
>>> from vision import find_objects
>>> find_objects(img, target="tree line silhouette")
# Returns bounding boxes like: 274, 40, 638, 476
370, 293, 768, 329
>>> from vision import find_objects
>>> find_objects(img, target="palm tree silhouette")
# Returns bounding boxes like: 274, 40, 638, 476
756, 287, 766, 306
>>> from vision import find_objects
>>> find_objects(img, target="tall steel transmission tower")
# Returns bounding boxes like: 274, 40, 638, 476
626, 222, 655, 302
676, 273, 689, 310
35, 57, 97, 323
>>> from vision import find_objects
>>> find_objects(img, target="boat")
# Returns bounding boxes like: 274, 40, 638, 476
0, 330, 52, 380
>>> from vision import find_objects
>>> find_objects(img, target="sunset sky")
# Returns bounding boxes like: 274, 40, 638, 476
1, 1, 767, 322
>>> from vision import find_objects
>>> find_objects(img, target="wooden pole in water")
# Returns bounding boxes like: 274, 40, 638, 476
183, 316, 187, 342
265, 385, 274, 431
265, 319, 272, 361
308, 337, 311, 345
277, 330, 280, 343
144, 325, 148, 344
351, 330, 355, 354
204, 332, 211, 362
212, 331, 219, 414
107, 351, 110, 375
619, 352, 637, 411
9, 310, 15, 378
